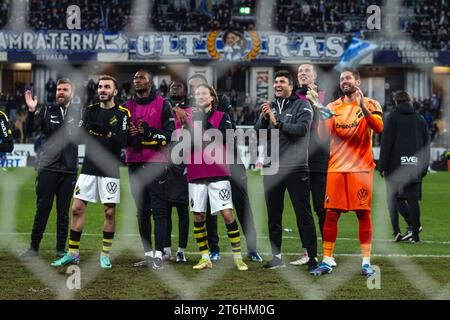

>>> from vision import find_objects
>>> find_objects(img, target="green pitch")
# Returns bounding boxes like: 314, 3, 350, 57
0, 168, 449, 300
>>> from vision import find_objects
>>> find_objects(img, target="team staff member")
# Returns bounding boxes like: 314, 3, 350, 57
164, 79, 192, 263
21, 78, 81, 258
188, 74, 262, 263
51, 75, 129, 269
186, 83, 248, 271
378, 90, 429, 243
310, 68, 383, 276
255, 70, 318, 271
126, 70, 175, 270
291, 63, 332, 266
0, 110, 13, 153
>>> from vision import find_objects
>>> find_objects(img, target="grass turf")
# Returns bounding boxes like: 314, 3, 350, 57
0, 168, 449, 300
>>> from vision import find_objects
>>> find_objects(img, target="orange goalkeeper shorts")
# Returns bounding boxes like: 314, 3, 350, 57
324, 171, 373, 212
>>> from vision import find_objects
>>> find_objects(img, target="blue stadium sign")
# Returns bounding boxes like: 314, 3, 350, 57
0, 30, 448, 65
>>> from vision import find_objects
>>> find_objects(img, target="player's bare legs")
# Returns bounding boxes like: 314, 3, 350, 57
71, 198, 86, 232
103, 204, 116, 233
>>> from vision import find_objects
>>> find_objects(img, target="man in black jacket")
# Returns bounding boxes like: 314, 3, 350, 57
0, 110, 14, 153
255, 70, 318, 270
21, 78, 81, 258
378, 90, 430, 243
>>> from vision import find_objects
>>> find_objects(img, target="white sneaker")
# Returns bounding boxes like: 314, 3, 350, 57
329, 257, 337, 267
163, 252, 173, 261
163, 249, 173, 261
290, 254, 309, 265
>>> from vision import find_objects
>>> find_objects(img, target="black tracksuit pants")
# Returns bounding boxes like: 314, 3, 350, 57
165, 202, 189, 249
128, 163, 169, 253
386, 179, 421, 239
309, 172, 327, 237
206, 163, 258, 253
263, 170, 317, 258
30, 170, 76, 252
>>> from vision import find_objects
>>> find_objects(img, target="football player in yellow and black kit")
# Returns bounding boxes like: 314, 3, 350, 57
0, 110, 13, 153
52, 75, 130, 269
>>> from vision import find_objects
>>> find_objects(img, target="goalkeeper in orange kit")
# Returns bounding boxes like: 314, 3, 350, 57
308, 68, 383, 276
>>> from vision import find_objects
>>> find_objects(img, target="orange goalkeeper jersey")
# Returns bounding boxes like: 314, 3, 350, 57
325, 96, 383, 173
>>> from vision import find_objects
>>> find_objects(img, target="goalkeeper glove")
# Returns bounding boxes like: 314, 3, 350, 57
141, 133, 167, 146
306, 89, 334, 120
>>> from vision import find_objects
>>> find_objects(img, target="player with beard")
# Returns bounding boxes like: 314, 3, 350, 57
51, 75, 129, 269
21, 78, 82, 259
163, 79, 192, 262
126, 70, 175, 270
310, 68, 383, 276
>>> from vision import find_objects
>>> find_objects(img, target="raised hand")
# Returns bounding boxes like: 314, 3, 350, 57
25, 90, 38, 112
355, 87, 365, 105
306, 88, 319, 107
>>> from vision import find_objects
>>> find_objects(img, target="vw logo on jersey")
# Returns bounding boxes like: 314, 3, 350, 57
106, 182, 118, 194
219, 189, 230, 201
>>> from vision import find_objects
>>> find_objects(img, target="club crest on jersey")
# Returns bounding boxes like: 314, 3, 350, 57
109, 116, 118, 126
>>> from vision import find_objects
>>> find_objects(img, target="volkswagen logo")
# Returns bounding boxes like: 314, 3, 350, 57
106, 182, 118, 194
219, 189, 230, 201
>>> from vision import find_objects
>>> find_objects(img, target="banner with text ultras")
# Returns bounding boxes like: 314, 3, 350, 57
0, 31, 346, 63
251, 67, 274, 108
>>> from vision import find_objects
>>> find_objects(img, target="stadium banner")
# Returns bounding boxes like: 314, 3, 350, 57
0, 155, 27, 167
2, 30, 447, 64
6, 143, 86, 162
375, 40, 450, 65
2, 144, 447, 168
8, 143, 36, 157
0, 31, 347, 63
250, 67, 274, 107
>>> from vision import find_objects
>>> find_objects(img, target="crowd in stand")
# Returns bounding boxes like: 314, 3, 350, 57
0, 0, 448, 49
275, 0, 382, 34
1, 78, 447, 149
400, 0, 450, 50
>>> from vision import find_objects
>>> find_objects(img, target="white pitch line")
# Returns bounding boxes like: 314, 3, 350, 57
1, 232, 450, 245
1, 248, 449, 258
